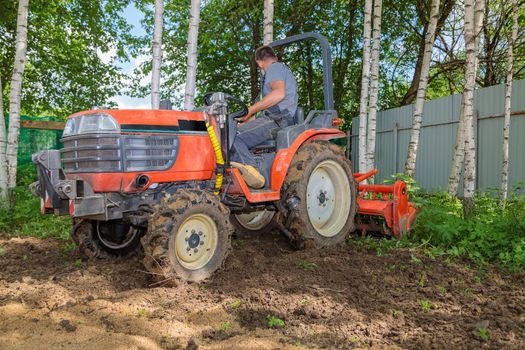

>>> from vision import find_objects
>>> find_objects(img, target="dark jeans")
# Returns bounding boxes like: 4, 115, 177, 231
231, 111, 292, 172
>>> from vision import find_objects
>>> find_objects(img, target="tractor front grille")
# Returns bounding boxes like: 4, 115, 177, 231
61, 134, 179, 173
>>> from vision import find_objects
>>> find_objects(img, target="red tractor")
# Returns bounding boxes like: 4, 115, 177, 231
31, 33, 416, 283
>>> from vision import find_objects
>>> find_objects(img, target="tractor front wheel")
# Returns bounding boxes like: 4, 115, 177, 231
141, 189, 233, 284
281, 141, 357, 249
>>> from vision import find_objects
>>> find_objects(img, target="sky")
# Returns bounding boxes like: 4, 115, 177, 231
110, 3, 150, 110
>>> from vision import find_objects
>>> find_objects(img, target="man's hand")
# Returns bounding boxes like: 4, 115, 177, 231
238, 81, 285, 124
236, 107, 256, 123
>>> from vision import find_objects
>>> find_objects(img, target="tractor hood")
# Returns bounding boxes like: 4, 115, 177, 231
65, 109, 207, 134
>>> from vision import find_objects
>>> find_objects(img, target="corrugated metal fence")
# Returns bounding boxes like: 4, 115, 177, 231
351, 79, 525, 194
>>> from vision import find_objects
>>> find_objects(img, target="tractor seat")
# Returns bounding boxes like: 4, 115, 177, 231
251, 107, 303, 153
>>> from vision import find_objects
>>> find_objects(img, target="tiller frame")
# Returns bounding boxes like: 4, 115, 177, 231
353, 169, 418, 238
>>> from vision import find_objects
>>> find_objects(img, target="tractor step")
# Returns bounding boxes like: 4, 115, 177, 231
353, 169, 418, 238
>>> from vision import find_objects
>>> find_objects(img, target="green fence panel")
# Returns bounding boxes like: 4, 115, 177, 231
3, 115, 64, 165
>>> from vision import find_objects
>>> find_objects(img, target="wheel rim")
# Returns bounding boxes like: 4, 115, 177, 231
96, 222, 138, 249
234, 210, 275, 231
174, 214, 219, 270
306, 160, 351, 237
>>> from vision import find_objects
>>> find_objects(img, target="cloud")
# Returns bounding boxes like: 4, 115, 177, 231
112, 94, 151, 109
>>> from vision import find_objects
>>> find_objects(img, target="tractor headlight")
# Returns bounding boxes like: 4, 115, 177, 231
62, 118, 76, 137
63, 113, 120, 136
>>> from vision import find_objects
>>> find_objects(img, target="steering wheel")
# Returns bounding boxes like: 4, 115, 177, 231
203, 92, 249, 120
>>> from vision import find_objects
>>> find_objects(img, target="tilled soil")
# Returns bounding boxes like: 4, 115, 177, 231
0, 234, 524, 350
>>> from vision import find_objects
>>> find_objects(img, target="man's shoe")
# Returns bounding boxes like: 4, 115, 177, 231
230, 162, 265, 189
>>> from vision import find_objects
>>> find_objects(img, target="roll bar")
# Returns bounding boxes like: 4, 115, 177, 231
268, 32, 334, 111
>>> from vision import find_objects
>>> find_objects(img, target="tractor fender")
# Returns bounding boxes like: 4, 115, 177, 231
270, 128, 345, 191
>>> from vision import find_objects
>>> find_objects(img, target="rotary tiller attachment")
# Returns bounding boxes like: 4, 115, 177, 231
353, 169, 418, 238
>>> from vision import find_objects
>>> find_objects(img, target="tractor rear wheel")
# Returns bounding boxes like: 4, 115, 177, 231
71, 219, 143, 258
142, 189, 233, 284
230, 209, 277, 239
281, 141, 357, 249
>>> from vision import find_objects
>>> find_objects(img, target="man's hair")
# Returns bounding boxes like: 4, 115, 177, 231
255, 46, 277, 61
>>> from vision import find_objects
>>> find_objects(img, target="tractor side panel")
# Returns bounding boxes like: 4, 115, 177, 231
270, 129, 345, 191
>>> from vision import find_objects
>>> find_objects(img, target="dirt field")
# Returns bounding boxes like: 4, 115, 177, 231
1, 233, 524, 350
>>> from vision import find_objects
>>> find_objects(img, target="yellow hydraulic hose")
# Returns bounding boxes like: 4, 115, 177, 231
205, 121, 224, 195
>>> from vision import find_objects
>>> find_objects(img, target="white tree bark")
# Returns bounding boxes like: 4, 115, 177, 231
151, 0, 164, 110
447, 0, 484, 196
365, 0, 383, 173
183, 0, 201, 111
500, 0, 518, 201
263, 0, 274, 45
0, 77, 7, 202
358, 0, 373, 173
462, 0, 485, 209
6, 0, 30, 191
404, 0, 441, 178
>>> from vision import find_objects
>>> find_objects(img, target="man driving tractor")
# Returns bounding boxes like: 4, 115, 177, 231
230, 45, 298, 189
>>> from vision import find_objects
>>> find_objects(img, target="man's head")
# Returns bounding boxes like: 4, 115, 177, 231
255, 46, 277, 71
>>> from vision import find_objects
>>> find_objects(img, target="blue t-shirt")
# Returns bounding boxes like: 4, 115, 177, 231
262, 62, 298, 121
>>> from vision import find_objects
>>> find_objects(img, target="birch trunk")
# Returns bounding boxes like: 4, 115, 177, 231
183, 0, 201, 111
6, 0, 30, 192
358, 0, 373, 173
365, 0, 383, 173
151, 0, 164, 109
0, 78, 7, 203
263, 0, 274, 45
500, 0, 518, 201
462, 0, 485, 214
404, 0, 441, 178
447, 0, 484, 196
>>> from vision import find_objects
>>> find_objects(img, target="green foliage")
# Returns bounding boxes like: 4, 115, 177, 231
0, 165, 69, 239
229, 300, 241, 309
136, 308, 146, 317
418, 272, 427, 287
478, 327, 490, 342
420, 299, 432, 312
221, 322, 232, 331
267, 315, 285, 329
412, 191, 525, 272
74, 258, 82, 268
383, 173, 421, 195
1, 0, 136, 117
347, 234, 416, 256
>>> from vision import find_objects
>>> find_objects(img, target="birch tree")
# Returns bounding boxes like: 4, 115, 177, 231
365, 0, 382, 172
500, 0, 518, 201
6, 0, 29, 194
462, 0, 485, 214
263, 0, 274, 45
358, 0, 373, 173
404, 0, 441, 177
183, 0, 201, 111
0, 78, 7, 203
151, 0, 164, 109
447, 0, 485, 196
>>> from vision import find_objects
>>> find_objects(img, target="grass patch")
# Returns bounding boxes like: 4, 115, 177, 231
267, 315, 285, 329
350, 176, 525, 273
0, 165, 69, 240
412, 191, 525, 272
478, 327, 489, 341
420, 299, 432, 312
229, 299, 241, 309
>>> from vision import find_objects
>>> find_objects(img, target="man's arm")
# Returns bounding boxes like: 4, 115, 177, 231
238, 80, 285, 122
